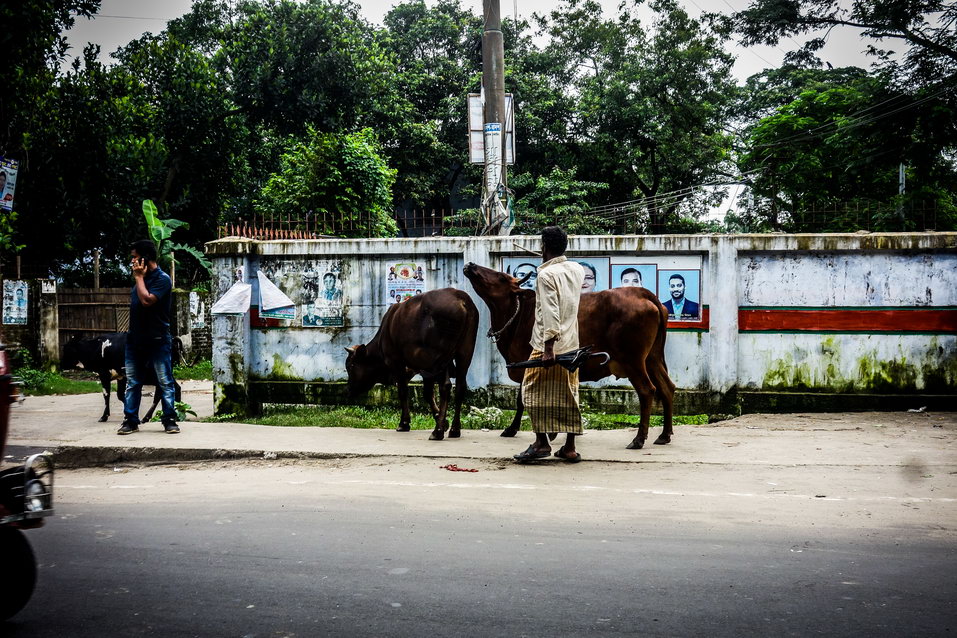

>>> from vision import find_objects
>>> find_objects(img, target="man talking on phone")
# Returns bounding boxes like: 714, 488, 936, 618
117, 239, 179, 434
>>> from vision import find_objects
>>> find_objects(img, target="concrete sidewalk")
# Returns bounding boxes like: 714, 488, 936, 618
5, 381, 957, 469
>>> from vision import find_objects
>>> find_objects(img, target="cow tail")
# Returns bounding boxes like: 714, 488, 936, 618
652, 301, 670, 405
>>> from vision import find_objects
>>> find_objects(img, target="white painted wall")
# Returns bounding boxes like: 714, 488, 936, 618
208, 233, 957, 403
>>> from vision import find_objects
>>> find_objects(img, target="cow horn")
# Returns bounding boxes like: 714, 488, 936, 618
344, 346, 357, 354
516, 271, 534, 287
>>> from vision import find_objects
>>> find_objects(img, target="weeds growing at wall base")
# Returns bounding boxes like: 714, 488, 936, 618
203, 405, 708, 430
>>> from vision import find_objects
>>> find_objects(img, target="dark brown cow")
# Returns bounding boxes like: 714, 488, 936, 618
345, 288, 479, 440
463, 262, 675, 449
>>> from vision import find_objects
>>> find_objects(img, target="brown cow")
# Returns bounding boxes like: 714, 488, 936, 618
345, 288, 478, 440
463, 262, 675, 449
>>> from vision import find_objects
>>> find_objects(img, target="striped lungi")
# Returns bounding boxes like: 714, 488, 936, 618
520, 349, 582, 435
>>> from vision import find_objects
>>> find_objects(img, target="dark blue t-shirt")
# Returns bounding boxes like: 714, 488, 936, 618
129, 266, 172, 343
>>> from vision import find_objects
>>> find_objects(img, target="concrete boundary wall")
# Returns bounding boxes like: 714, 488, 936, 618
206, 233, 957, 416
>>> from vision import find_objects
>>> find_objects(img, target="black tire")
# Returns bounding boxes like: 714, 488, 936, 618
0, 526, 38, 621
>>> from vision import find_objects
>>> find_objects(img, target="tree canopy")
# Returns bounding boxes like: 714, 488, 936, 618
1, 0, 954, 282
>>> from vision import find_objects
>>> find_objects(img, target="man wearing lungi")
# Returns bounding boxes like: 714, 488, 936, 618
513, 226, 586, 463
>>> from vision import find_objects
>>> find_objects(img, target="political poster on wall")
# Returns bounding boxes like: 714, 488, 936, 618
386, 261, 425, 305
3, 280, 28, 324
610, 264, 658, 296
571, 258, 610, 294
0, 158, 18, 212
657, 269, 702, 321
302, 260, 344, 327
502, 257, 540, 290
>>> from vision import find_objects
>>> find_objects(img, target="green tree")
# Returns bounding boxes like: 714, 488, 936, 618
738, 76, 957, 231
113, 31, 246, 274
510, 167, 611, 235
257, 128, 398, 238
729, 0, 957, 87
536, 0, 737, 231
380, 0, 483, 208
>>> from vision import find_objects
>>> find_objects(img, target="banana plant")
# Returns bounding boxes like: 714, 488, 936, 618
142, 199, 212, 278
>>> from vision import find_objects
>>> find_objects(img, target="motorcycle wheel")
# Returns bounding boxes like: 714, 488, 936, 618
0, 526, 38, 621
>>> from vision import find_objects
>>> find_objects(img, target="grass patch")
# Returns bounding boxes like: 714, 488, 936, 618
174, 359, 213, 380
202, 404, 709, 430
19, 368, 103, 396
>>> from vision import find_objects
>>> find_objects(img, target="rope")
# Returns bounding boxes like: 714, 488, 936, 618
486, 295, 521, 343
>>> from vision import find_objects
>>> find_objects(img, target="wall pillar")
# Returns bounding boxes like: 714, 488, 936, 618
708, 236, 739, 394
461, 238, 494, 389
35, 280, 58, 371
212, 255, 254, 415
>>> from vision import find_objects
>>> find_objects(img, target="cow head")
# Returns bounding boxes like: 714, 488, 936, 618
463, 262, 530, 308
344, 344, 382, 396
61, 336, 85, 370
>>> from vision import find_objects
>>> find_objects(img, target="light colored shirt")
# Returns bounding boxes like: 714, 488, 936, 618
671, 297, 685, 317
530, 256, 585, 354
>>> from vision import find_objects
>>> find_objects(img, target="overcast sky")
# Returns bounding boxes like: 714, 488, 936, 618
63, 0, 875, 83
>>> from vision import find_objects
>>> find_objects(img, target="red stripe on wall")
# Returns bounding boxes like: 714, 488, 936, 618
738, 308, 957, 332
668, 306, 710, 330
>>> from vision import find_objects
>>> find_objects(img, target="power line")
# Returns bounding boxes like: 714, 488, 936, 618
752, 83, 956, 150
90, 14, 169, 21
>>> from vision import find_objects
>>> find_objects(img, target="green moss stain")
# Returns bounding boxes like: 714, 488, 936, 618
763, 339, 956, 393
763, 352, 814, 390
270, 353, 300, 380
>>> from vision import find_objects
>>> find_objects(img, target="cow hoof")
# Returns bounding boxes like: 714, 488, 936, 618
396, 424, 411, 432
98, 416, 109, 423
429, 430, 444, 441
448, 430, 461, 438
626, 438, 645, 450
501, 427, 519, 438
653, 435, 671, 445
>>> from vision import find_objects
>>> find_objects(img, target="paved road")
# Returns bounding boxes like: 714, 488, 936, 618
4, 455, 957, 637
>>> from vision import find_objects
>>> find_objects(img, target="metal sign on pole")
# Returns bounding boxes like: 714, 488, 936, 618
468, 93, 515, 165
480, 0, 510, 233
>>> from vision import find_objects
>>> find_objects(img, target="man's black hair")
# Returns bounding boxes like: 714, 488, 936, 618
621, 267, 641, 281
541, 226, 567, 255
669, 273, 686, 285
131, 239, 158, 263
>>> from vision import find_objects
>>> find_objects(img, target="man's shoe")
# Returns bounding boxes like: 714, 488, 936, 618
117, 422, 139, 435
163, 422, 180, 434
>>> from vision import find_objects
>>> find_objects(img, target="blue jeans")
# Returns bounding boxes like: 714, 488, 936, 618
123, 336, 177, 424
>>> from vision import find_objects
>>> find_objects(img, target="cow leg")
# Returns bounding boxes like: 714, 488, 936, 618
501, 386, 524, 437
143, 388, 161, 422
429, 376, 452, 441
651, 362, 676, 445
423, 378, 440, 421
396, 379, 411, 432
625, 372, 657, 450
98, 373, 112, 422
448, 370, 466, 438
423, 377, 444, 441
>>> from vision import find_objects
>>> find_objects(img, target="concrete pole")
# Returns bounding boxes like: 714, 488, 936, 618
482, 0, 507, 227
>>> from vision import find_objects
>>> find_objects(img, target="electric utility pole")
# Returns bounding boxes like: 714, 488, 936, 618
481, 0, 507, 232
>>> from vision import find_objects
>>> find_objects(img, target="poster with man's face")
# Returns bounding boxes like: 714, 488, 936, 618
386, 262, 426, 304
611, 264, 657, 295
3, 280, 28, 325
657, 270, 701, 321
0, 158, 19, 212
502, 257, 540, 290
301, 259, 343, 327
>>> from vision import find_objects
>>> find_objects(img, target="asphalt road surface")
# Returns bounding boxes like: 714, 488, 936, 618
3, 455, 955, 637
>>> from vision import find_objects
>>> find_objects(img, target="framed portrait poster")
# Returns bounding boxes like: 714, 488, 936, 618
610, 264, 658, 295
657, 269, 701, 321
